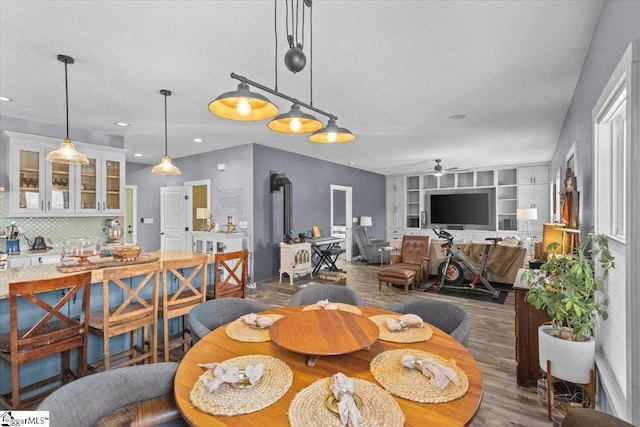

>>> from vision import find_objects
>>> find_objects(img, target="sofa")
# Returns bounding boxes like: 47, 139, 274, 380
428, 239, 526, 285
353, 225, 390, 264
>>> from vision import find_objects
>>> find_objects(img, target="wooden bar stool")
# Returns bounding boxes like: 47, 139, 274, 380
0, 272, 92, 409
208, 249, 248, 299
158, 254, 207, 362
88, 261, 161, 371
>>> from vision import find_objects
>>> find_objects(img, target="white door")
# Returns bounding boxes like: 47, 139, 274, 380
160, 186, 186, 251
330, 185, 353, 261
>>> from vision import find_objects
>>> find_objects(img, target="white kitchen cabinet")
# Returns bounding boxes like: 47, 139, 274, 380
75, 148, 125, 215
4, 137, 75, 216
2, 131, 126, 217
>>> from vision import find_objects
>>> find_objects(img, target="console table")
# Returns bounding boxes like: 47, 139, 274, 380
513, 268, 551, 386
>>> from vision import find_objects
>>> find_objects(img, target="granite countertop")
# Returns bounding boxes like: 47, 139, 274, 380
0, 250, 210, 299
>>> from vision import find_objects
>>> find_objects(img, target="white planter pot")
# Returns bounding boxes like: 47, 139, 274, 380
538, 325, 595, 384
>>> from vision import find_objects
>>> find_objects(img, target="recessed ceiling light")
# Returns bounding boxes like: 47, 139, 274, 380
134, 153, 143, 157
115, 122, 130, 127
450, 114, 466, 120
193, 138, 204, 143
0, 96, 13, 102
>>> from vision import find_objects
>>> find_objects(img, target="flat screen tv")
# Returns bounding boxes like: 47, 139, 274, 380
430, 193, 491, 226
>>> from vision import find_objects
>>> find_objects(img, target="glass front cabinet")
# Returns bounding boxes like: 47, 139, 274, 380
2, 131, 125, 217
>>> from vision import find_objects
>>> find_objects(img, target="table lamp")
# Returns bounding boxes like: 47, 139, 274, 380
196, 208, 211, 231
360, 216, 372, 233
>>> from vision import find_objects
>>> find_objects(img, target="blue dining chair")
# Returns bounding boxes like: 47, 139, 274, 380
187, 297, 273, 344
385, 298, 471, 347
288, 284, 367, 306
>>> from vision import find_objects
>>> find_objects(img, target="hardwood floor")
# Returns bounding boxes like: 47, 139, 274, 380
249, 260, 552, 427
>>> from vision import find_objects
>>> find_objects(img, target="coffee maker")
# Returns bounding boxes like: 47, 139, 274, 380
103, 218, 123, 244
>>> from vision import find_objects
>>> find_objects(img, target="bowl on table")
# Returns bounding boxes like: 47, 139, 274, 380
110, 245, 142, 262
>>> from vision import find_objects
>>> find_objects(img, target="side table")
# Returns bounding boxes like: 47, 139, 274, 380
378, 246, 397, 266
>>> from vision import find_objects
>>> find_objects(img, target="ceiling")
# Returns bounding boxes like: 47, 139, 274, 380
0, 1, 603, 176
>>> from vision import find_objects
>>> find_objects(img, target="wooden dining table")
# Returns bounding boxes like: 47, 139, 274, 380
174, 305, 483, 426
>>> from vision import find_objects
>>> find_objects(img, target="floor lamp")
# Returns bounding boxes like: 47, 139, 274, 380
517, 208, 537, 257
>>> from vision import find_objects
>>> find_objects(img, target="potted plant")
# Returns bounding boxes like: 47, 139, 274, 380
522, 231, 615, 384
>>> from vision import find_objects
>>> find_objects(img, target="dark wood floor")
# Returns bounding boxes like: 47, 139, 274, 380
249, 260, 551, 427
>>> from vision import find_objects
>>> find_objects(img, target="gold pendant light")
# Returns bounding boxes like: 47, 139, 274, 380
267, 103, 323, 133
308, 118, 356, 143
151, 89, 181, 175
208, 82, 279, 121
45, 54, 89, 165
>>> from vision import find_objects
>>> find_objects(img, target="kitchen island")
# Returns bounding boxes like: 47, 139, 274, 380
0, 250, 214, 403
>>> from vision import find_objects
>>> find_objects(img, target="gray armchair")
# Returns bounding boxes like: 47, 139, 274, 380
353, 225, 389, 263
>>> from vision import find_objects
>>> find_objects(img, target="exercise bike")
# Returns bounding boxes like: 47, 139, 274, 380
432, 226, 501, 300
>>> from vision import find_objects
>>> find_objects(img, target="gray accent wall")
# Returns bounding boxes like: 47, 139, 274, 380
548, 1, 639, 422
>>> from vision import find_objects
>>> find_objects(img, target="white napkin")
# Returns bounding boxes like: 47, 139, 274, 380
240, 313, 273, 327
401, 355, 460, 389
316, 299, 338, 310
386, 313, 424, 331
330, 373, 361, 427
197, 362, 264, 392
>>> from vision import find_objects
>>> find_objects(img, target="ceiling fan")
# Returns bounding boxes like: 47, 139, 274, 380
430, 159, 469, 175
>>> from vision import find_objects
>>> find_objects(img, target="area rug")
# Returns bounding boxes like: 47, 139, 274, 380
422, 281, 509, 304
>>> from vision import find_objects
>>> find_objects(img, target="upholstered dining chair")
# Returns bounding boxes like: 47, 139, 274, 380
385, 298, 471, 347
561, 408, 634, 427
0, 271, 92, 409
187, 298, 273, 344
288, 284, 367, 306
37, 362, 187, 427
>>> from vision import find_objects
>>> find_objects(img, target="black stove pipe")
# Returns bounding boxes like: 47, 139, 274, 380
270, 172, 293, 243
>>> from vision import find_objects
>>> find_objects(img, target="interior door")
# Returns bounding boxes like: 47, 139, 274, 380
160, 186, 186, 250
330, 185, 353, 261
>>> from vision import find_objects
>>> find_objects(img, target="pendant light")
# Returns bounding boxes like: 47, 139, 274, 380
45, 54, 89, 164
151, 89, 181, 175
267, 103, 323, 133
308, 118, 356, 143
208, 82, 279, 121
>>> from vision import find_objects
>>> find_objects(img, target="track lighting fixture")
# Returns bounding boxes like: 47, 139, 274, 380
45, 54, 89, 165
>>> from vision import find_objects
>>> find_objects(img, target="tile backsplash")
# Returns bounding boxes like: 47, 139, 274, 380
0, 193, 115, 251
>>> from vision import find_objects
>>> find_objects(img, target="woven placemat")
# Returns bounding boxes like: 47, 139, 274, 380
368, 315, 434, 343
302, 303, 362, 314
288, 377, 404, 427
370, 349, 469, 403
190, 354, 293, 416
225, 314, 284, 342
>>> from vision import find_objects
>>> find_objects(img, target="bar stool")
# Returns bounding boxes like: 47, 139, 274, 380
87, 261, 161, 371
207, 250, 248, 299
158, 254, 207, 362
0, 272, 92, 409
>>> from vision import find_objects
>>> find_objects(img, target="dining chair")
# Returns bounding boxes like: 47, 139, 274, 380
87, 261, 161, 371
208, 249, 249, 299
37, 362, 187, 427
0, 272, 92, 409
158, 254, 208, 362
385, 297, 471, 347
561, 408, 634, 427
288, 284, 367, 306
188, 298, 272, 344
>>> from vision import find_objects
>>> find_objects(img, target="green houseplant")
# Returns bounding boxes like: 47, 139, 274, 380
522, 230, 615, 385
523, 231, 615, 341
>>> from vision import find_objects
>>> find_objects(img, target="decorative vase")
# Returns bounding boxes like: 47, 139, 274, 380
538, 325, 595, 384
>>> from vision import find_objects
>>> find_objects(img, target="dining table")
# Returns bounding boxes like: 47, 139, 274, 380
173, 305, 483, 426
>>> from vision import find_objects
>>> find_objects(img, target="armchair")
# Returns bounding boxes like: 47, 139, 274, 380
353, 225, 390, 264
378, 235, 430, 294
